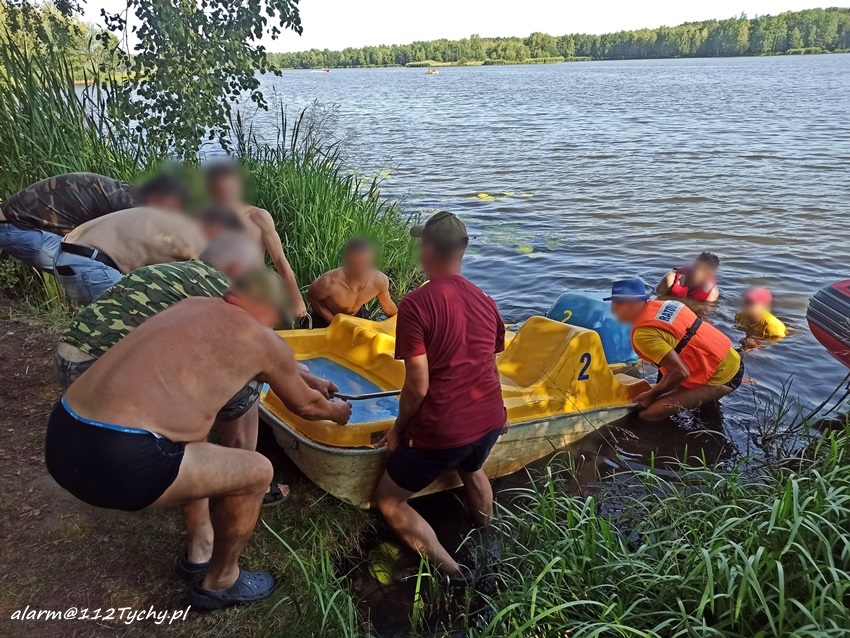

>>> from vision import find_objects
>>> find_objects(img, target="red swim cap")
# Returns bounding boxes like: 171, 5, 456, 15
744, 287, 772, 305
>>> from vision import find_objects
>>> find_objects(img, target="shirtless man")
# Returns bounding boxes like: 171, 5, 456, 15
308, 238, 398, 328
205, 161, 307, 317
45, 273, 351, 611
54, 207, 207, 303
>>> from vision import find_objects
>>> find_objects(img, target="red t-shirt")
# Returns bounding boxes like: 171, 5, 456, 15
395, 275, 506, 450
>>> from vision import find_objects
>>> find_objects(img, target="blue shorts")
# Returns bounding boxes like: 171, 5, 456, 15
386, 426, 502, 494
53, 249, 122, 304
0, 222, 62, 273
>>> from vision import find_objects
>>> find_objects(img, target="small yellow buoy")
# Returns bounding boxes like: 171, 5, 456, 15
367, 542, 401, 585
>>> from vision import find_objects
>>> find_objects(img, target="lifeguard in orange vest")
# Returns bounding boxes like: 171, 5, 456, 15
656, 252, 720, 302
607, 279, 744, 421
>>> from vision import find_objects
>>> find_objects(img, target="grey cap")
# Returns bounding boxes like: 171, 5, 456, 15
410, 211, 469, 247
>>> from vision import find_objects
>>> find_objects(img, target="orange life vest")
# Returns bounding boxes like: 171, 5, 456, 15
630, 300, 732, 388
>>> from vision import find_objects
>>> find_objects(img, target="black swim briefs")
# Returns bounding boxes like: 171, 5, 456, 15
45, 398, 185, 511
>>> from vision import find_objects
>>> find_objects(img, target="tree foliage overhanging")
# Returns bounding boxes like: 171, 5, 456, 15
271, 7, 850, 69
2, 0, 304, 160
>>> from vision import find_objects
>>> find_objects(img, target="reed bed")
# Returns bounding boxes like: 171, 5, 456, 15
0, 31, 420, 310
464, 426, 850, 637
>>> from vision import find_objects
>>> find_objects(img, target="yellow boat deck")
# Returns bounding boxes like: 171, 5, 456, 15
262, 314, 648, 449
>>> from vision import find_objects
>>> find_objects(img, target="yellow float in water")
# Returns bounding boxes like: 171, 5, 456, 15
260, 314, 649, 508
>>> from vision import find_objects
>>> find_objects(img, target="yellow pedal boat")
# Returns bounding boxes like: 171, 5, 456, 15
260, 314, 650, 508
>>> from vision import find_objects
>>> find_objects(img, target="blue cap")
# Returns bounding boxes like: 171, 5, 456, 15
604, 279, 651, 301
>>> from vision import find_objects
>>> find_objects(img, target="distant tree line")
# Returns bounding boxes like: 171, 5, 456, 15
270, 8, 850, 69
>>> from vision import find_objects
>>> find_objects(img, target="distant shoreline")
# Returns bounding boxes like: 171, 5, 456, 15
271, 8, 850, 70
276, 48, 847, 72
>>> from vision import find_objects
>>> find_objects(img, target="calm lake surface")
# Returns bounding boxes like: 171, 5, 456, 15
251, 55, 850, 468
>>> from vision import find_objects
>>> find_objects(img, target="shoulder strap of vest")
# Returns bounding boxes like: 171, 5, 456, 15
674, 317, 703, 354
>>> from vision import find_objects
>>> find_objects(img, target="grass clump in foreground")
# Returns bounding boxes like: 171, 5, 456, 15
454, 425, 850, 637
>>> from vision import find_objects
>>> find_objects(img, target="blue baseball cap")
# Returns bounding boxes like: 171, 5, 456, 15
604, 279, 651, 301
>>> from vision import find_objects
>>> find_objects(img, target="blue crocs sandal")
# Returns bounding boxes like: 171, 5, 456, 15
176, 553, 209, 582
189, 569, 275, 611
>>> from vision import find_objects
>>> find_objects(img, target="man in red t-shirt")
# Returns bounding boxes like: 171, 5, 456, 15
374, 211, 508, 577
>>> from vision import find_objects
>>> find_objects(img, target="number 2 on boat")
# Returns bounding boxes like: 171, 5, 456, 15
578, 353, 591, 380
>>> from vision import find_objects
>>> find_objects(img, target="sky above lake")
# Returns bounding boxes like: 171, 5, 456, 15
83, 1, 837, 52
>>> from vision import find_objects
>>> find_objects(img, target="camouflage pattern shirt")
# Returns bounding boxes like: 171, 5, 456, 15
62, 260, 230, 358
1, 172, 139, 235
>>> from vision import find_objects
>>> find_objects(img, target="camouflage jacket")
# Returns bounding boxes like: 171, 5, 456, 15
62, 260, 230, 357
1, 172, 139, 235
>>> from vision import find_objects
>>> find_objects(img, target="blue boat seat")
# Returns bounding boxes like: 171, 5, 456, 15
545, 292, 638, 364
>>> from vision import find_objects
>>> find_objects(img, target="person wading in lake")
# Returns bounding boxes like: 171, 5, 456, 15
53, 207, 213, 304
608, 279, 744, 421
656, 251, 721, 302
0, 172, 186, 274
374, 211, 508, 578
205, 160, 307, 317
308, 238, 398, 327
45, 270, 351, 611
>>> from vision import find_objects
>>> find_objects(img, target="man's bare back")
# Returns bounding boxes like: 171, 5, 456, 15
66, 297, 333, 442
308, 267, 396, 322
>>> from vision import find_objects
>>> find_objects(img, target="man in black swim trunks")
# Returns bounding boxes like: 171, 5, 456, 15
0, 172, 186, 273
45, 269, 352, 611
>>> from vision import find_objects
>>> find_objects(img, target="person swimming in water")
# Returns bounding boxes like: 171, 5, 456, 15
736, 287, 787, 350
308, 238, 398, 328
656, 251, 720, 302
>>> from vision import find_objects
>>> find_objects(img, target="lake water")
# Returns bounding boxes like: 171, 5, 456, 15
251, 55, 849, 467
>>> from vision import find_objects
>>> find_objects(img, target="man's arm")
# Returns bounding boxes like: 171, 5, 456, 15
300, 369, 338, 399
656, 271, 676, 295
307, 277, 337, 325
376, 354, 428, 453
705, 287, 720, 302
253, 208, 307, 317
376, 273, 398, 317
634, 349, 690, 409
257, 331, 350, 424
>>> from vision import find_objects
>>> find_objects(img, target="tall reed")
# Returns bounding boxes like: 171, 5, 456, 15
233, 109, 421, 301
464, 426, 850, 637
0, 24, 420, 310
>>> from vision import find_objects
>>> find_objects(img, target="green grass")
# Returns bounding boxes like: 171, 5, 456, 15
3, 13, 850, 638
0, 30, 157, 193
452, 424, 850, 637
